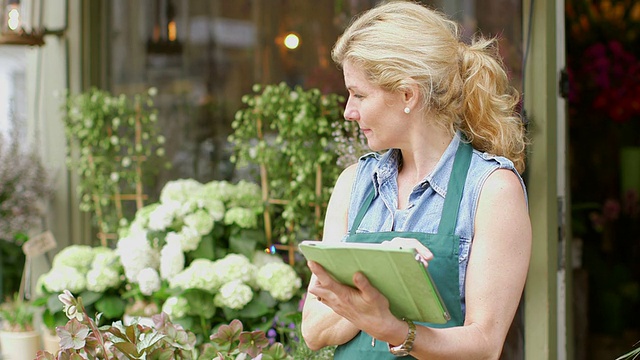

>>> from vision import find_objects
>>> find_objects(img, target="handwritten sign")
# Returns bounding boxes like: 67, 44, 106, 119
22, 231, 57, 257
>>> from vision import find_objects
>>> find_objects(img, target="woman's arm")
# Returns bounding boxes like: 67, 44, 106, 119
406, 168, 532, 359
301, 164, 361, 350
304, 168, 532, 359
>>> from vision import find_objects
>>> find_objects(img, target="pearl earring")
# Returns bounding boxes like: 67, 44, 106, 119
404, 107, 410, 114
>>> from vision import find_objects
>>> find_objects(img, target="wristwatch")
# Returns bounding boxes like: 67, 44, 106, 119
388, 319, 416, 356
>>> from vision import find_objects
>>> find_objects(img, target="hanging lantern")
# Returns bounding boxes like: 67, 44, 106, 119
0, 0, 44, 46
146, 0, 182, 55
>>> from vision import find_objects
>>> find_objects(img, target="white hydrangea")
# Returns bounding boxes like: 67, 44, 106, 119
160, 240, 185, 280
201, 199, 225, 222
199, 180, 232, 203
183, 209, 215, 235
137, 267, 161, 296
213, 254, 257, 285
169, 258, 222, 292
166, 226, 202, 252
123, 203, 160, 237
41, 265, 87, 294
52, 245, 95, 272
160, 179, 204, 205
223, 207, 258, 229
91, 247, 120, 269
86, 267, 122, 293
228, 180, 262, 210
162, 296, 189, 320
251, 250, 284, 268
256, 262, 302, 301
177, 199, 199, 218
116, 232, 160, 283
213, 280, 254, 310
148, 203, 179, 231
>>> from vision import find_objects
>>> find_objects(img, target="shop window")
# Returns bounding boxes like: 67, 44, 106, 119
107, 0, 522, 196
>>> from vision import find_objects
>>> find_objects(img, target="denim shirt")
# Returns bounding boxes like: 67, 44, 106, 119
344, 132, 526, 316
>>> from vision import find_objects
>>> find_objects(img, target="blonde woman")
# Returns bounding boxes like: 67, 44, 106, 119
301, 1, 532, 359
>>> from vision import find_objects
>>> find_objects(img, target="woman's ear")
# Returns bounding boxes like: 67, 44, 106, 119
402, 83, 421, 111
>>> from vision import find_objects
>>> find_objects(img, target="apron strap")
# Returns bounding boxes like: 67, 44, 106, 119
437, 140, 472, 235
348, 139, 473, 236
348, 187, 376, 236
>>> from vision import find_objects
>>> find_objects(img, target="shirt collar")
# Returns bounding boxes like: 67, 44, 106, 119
371, 132, 463, 199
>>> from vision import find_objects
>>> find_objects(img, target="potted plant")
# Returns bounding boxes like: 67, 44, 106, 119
229, 83, 364, 245
60, 87, 167, 242
0, 127, 53, 301
0, 294, 41, 360
36, 290, 293, 359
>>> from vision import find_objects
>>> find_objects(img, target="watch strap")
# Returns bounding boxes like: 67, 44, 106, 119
388, 319, 416, 356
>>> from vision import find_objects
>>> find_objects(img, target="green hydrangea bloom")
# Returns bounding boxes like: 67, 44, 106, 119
162, 296, 189, 320
183, 209, 215, 235
52, 245, 95, 273
213, 280, 254, 310
42, 265, 87, 294
256, 262, 302, 301
223, 207, 258, 229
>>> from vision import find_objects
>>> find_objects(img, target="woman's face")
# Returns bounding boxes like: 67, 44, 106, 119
342, 61, 406, 152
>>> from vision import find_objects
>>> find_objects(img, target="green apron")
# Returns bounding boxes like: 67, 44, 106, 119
333, 141, 471, 359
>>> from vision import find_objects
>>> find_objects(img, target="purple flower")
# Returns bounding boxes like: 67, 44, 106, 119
56, 318, 90, 350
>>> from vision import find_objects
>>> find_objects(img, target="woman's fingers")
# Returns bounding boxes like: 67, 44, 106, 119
383, 237, 434, 266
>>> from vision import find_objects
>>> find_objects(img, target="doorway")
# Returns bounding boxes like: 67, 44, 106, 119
566, 1, 640, 359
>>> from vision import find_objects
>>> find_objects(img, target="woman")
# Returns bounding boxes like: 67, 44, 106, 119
300, 1, 532, 359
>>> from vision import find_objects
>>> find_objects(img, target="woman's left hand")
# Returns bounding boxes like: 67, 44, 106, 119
306, 260, 406, 341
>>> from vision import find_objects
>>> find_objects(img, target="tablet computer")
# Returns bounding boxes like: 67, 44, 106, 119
299, 240, 450, 324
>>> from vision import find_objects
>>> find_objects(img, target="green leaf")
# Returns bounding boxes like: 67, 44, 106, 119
182, 289, 216, 319
229, 231, 258, 259
95, 295, 126, 319
112, 341, 141, 357
46, 293, 64, 313
78, 290, 103, 307
237, 294, 271, 319
188, 233, 215, 261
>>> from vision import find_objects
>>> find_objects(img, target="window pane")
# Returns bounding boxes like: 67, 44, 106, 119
0, 46, 26, 140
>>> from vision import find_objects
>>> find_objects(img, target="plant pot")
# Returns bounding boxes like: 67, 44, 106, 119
0, 330, 41, 360
42, 329, 60, 354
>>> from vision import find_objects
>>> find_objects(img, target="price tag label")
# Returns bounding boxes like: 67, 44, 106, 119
22, 231, 57, 257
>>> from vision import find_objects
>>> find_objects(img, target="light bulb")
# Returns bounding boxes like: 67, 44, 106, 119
284, 33, 300, 50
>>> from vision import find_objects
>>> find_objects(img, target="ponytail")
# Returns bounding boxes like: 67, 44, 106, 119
458, 38, 527, 173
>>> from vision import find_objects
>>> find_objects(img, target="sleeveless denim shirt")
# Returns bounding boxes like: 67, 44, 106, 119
334, 132, 526, 358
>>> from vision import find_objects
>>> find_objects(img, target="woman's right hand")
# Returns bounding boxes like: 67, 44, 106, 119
382, 237, 433, 268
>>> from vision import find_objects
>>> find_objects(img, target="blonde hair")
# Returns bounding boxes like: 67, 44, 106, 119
332, 0, 527, 173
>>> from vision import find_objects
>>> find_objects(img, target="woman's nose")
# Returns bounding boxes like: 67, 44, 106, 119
344, 106, 358, 121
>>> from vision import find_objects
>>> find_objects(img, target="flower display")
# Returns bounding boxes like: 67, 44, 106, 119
34, 177, 309, 355
566, 0, 640, 129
